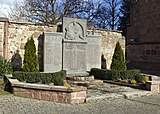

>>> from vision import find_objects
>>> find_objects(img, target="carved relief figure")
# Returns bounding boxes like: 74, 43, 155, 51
65, 22, 84, 40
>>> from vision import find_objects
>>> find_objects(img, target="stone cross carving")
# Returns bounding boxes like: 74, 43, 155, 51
65, 22, 84, 40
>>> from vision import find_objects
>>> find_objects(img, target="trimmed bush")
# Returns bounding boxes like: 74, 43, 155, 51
12, 70, 66, 86
23, 36, 39, 72
90, 68, 112, 80
0, 56, 12, 77
11, 50, 22, 71
90, 68, 143, 82
111, 42, 126, 70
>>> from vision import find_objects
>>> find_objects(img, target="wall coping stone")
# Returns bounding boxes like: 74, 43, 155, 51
63, 40, 87, 44
12, 82, 87, 92
87, 29, 122, 33
9, 20, 55, 27
44, 32, 63, 35
146, 81, 160, 85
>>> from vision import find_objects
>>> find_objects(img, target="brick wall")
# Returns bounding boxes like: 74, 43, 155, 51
127, 0, 160, 71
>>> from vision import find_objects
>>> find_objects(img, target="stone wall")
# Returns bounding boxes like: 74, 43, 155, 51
13, 86, 86, 104
0, 18, 125, 70
8, 21, 57, 60
0, 21, 4, 56
127, 0, 160, 71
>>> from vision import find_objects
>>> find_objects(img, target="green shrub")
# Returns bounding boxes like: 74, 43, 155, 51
11, 50, 22, 71
23, 36, 39, 72
111, 42, 126, 70
52, 72, 64, 86
90, 68, 111, 80
12, 70, 66, 86
90, 68, 143, 82
0, 56, 12, 77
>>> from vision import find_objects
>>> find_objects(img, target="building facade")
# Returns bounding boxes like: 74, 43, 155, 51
127, 0, 160, 72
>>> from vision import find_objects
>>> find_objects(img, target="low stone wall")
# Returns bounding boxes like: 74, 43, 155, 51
5, 75, 87, 104
146, 81, 160, 94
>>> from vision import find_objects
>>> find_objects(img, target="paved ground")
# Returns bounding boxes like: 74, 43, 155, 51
0, 94, 160, 114
86, 82, 152, 102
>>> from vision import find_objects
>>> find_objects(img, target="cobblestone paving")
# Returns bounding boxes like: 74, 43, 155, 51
0, 94, 160, 114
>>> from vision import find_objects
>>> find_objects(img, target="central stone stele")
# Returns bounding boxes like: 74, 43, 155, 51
43, 17, 101, 76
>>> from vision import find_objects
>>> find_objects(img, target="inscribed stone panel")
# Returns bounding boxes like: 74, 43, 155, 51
86, 35, 101, 71
63, 42, 87, 74
44, 32, 63, 72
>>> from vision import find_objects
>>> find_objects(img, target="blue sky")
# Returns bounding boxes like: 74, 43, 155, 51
0, 0, 23, 17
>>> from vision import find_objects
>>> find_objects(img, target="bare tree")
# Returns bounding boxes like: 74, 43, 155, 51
105, 0, 121, 30
9, 0, 93, 24
85, 0, 121, 30
9, 0, 122, 30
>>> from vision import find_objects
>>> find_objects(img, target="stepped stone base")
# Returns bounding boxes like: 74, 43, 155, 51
68, 80, 103, 87
67, 72, 90, 77
67, 74, 103, 87
67, 75, 94, 81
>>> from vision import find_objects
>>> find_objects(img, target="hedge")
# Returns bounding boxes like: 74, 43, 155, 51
90, 68, 143, 82
12, 70, 66, 86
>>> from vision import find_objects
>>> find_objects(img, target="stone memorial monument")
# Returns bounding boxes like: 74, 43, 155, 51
43, 17, 101, 76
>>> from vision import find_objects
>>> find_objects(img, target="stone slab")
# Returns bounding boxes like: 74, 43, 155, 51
86, 35, 101, 71
43, 32, 63, 72
63, 42, 87, 74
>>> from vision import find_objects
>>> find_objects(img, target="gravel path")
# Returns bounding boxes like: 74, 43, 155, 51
0, 94, 160, 114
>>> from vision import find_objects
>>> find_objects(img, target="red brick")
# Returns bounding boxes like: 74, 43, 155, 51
76, 91, 86, 97
25, 92, 32, 98
36, 27, 44, 31
79, 98, 85, 103
33, 92, 41, 99
32, 32, 41, 38
50, 93, 58, 102
70, 99, 79, 104
29, 27, 37, 31
20, 43, 25, 49
0, 38, 3, 42
41, 92, 50, 101
0, 46, 3, 52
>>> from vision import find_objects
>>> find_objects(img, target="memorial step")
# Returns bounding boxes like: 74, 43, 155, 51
67, 75, 94, 81
67, 80, 103, 87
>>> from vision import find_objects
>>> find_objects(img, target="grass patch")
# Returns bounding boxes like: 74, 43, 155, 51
0, 78, 11, 95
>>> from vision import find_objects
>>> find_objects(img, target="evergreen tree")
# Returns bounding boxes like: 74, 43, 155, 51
11, 50, 22, 71
111, 42, 126, 70
23, 37, 39, 72
118, 0, 131, 37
